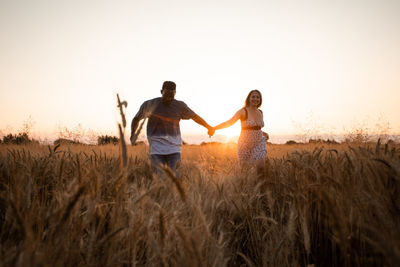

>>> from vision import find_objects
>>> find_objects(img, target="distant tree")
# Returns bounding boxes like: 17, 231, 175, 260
97, 135, 119, 145
285, 140, 297, 145
2, 133, 33, 145
1, 116, 38, 145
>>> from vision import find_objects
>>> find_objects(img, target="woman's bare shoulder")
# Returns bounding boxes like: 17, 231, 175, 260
235, 108, 246, 119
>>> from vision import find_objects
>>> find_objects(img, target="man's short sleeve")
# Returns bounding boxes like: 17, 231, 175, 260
180, 102, 196, 120
134, 101, 151, 120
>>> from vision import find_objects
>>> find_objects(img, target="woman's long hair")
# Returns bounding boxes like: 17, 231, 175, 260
244, 90, 262, 108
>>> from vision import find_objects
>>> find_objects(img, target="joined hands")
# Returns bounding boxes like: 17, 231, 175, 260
208, 127, 215, 137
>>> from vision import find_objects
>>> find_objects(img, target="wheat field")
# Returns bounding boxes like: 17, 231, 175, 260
0, 141, 399, 266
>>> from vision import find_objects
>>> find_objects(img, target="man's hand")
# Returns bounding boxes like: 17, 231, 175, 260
208, 127, 215, 137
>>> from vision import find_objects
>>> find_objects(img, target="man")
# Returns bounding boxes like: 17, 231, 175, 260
130, 81, 214, 176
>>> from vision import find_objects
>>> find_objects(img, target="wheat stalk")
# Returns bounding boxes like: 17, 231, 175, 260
116, 93, 128, 167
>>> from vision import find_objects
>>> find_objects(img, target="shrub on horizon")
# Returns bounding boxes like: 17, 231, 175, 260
2, 132, 35, 145
54, 138, 80, 146
97, 135, 119, 145
309, 138, 339, 144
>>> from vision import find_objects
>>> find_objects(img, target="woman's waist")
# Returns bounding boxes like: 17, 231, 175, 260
239, 130, 265, 140
241, 125, 262, 131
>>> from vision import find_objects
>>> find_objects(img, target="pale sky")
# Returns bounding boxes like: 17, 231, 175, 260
1, 0, 399, 141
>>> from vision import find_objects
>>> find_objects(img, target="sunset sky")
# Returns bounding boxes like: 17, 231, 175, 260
1, 0, 399, 142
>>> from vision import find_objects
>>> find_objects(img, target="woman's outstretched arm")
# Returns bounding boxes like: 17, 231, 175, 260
214, 109, 244, 130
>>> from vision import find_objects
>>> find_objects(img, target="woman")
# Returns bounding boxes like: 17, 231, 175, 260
210, 90, 268, 174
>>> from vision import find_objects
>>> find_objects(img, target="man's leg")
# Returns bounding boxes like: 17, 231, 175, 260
165, 153, 181, 178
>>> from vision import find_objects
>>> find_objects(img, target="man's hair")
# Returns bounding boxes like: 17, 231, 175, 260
244, 89, 262, 108
162, 81, 176, 91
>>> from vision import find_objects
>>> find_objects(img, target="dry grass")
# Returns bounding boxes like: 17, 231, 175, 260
0, 141, 399, 266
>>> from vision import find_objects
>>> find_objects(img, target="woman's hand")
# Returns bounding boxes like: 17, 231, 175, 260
262, 131, 269, 141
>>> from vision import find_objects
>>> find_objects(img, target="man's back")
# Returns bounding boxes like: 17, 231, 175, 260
134, 97, 195, 155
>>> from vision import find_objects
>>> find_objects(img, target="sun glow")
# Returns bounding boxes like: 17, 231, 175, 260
217, 123, 241, 139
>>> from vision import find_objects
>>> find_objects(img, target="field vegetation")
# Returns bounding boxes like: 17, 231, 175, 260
0, 139, 399, 266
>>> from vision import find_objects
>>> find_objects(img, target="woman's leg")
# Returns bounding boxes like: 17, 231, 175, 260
255, 157, 266, 178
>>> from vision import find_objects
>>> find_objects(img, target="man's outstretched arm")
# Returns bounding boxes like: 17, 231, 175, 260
131, 101, 149, 145
130, 117, 141, 145
192, 114, 215, 136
